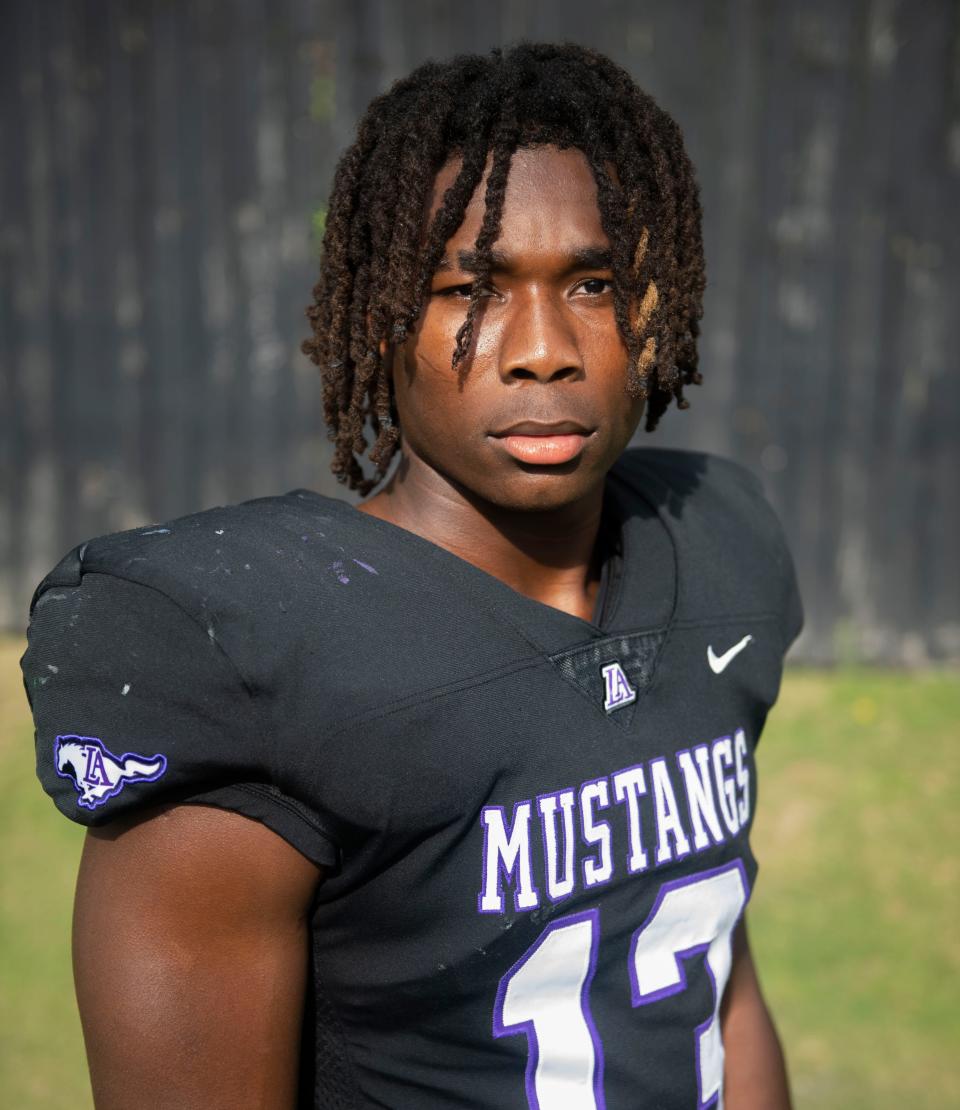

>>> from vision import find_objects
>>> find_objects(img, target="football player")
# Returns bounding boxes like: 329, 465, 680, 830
23, 43, 800, 1109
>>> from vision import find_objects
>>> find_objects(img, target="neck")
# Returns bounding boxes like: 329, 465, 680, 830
357, 453, 607, 621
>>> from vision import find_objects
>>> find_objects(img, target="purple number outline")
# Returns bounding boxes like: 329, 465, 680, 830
493, 907, 605, 1110
627, 859, 750, 1110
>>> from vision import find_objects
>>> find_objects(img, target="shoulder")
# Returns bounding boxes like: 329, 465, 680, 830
29, 490, 368, 651
611, 447, 787, 569
613, 447, 803, 648
23, 495, 345, 861
26, 487, 494, 715
24, 491, 338, 713
27, 489, 374, 696
32, 489, 345, 616
613, 446, 764, 514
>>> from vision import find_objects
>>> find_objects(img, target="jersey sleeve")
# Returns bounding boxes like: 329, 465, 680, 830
774, 514, 803, 654
621, 448, 804, 656
698, 454, 804, 655
21, 560, 338, 868
737, 465, 804, 655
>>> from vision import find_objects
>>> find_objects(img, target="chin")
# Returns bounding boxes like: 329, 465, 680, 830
472, 468, 604, 514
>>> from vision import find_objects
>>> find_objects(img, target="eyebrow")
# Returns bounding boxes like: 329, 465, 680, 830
435, 245, 614, 275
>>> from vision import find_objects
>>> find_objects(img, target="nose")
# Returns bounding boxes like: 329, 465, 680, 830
498, 290, 584, 384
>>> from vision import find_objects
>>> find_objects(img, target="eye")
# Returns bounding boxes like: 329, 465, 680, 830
432, 281, 495, 300
575, 277, 614, 296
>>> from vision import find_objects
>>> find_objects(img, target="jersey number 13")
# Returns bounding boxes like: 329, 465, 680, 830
492, 860, 749, 1109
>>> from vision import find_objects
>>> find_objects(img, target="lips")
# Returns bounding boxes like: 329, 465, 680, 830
490, 420, 594, 466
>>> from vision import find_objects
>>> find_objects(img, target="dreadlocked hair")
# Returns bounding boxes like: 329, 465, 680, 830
302, 42, 706, 494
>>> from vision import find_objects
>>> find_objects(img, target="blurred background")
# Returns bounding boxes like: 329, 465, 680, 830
1, 2, 958, 1108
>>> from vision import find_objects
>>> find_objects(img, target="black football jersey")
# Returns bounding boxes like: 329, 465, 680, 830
23, 448, 802, 1110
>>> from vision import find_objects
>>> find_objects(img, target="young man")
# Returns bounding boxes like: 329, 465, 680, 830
23, 43, 800, 1109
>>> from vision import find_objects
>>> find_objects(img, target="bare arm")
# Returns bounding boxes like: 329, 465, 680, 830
73, 804, 322, 1110
721, 916, 792, 1110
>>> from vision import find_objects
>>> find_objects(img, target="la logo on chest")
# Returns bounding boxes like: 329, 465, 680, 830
601, 661, 637, 713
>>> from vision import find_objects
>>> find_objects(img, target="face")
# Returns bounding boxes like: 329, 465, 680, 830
390, 144, 645, 513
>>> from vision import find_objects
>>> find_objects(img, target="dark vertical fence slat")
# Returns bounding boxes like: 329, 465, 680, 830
194, 2, 237, 509
239, 0, 278, 501
221, 0, 258, 500
78, 4, 119, 543
829, 0, 897, 661
771, 1, 857, 659
0, 2, 26, 621
928, 0, 960, 659
151, 0, 189, 521
103, 3, 146, 538
902, 2, 954, 653
15, 2, 64, 614
2, 0, 958, 659
128, 0, 162, 524
266, 3, 299, 498
174, 3, 214, 517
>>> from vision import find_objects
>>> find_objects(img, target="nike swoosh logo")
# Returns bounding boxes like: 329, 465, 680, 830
707, 635, 754, 674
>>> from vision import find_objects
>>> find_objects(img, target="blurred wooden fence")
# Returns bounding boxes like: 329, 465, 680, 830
2, 0, 958, 662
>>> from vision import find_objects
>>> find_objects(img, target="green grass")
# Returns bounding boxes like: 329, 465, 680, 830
1, 637, 958, 1107
750, 669, 960, 1109
0, 638, 88, 1108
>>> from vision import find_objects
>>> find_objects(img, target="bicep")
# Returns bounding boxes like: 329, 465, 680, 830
73, 804, 322, 1110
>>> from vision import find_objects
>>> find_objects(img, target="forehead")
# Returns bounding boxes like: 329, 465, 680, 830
427, 145, 608, 255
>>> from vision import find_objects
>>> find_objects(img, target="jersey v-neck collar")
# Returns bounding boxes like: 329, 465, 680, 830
291, 459, 679, 660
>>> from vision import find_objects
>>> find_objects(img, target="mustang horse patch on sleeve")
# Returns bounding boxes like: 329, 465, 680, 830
54, 735, 167, 810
